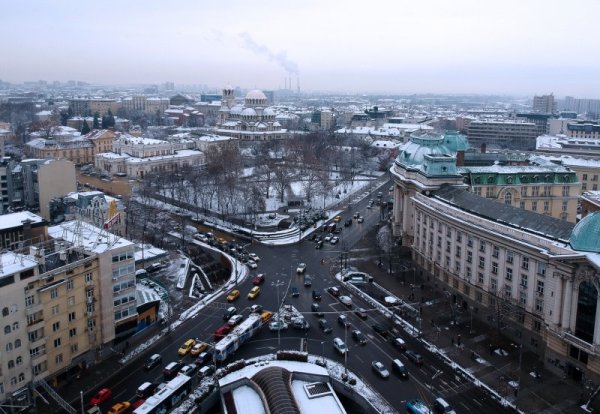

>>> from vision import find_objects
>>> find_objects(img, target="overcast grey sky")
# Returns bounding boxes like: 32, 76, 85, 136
2, 0, 599, 96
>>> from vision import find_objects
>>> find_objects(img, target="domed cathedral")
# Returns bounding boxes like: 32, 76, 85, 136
216, 86, 289, 141
390, 131, 600, 384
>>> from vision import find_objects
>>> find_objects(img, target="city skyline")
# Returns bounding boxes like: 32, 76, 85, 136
2, 0, 600, 97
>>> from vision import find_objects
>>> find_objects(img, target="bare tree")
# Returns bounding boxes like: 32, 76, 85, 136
273, 162, 293, 203
376, 224, 394, 274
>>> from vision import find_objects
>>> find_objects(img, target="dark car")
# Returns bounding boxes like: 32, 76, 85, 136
337, 314, 351, 327
304, 276, 312, 287
372, 324, 388, 338
344, 219, 352, 227
354, 308, 368, 320
406, 350, 424, 366
291, 287, 300, 297
144, 353, 162, 370
312, 290, 322, 301
327, 286, 340, 297
391, 337, 407, 351
195, 351, 213, 366
163, 361, 184, 380
315, 240, 324, 249
223, 306, 237, 320
311, 303, 324, 317
352, 329, 367, 345
318, 319, 333, 333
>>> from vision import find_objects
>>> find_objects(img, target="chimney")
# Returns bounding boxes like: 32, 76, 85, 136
480, 143, 486, 154
456, 151, 465, 167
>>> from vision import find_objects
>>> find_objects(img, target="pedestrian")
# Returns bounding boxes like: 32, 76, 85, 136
451, 337, 455, 346
489, 343, 493, 355
457, 334, 462, 346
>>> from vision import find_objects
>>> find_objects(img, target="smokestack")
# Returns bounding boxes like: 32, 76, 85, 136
296, 75, 300, 94
456, 151, 465, 167
289, 75, 292, 91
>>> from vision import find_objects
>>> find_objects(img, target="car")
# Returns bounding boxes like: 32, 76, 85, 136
291, 287, 300, 297
248, 253, 260, 261
433, 397, 457, 414
247, 260, 258, 269
371, 361, 390, 379
366, 204, 372, 210
337, 314, 351, 327
315, 240, 324, 249
269, 320, 288, 331
195, 351, 213, 366
250, 304, 263, 313
178, 338, 196, 357
252, 274, 265, 285
312, 290, 322, 301
392, 359, 409, 379
311, 303, 324, 317
223, 306, 237, 320
334, 215, 342, 222
304, 276, 312, 287
406, 350, 424, 366
248, 286, 261, 299
107, 402, 131, 414
90, 388, 112, 405
357, 216, 364, 223
372, 324, 388, 338
330, 236, 340, 244
344, 219, 352, 227
163, 361, 184, 380
226, 289, 240, 302
296, 263, 307, 273
354, 308, 368, 320
352, 329, 367, 345
190, 342, 209, 357
179, 364, 197, 377
197, 364, 216, 379
333, 337, 348, 355
339, 295, 352, 307
132, 399, 146, 410
260, 311, 273, 322
318, 319, 333, 333
328, 286, 340, 297
137, 381, 158, 399
292, 317, 310, 330
227, 314, 244, 326
353, 212, 360, 219
214, 324, 232, 340
324, 233, 333, 242
391, 337, 407, 351
144, 353, 162, 370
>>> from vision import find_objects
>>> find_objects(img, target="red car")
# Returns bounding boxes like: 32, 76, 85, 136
132, 399, 145, 409
90, 388, 112, 405
252, 274, 265, 285
214, 324, 232, 340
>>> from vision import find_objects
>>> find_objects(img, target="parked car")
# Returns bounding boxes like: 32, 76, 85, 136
392, 359, 409, 379
311, 303, 324, 317
354, 308, 368, 320
269, 320, 288, 331
190, 342, 209, 357
318, 319, 333, 333
90, 388, 112, 405
248, 253, 260, 261
372, 324, 388, 338
406, 350, 424, 366
223, 306, 237, 320
312, 290, 322, 301
144, 354, 162, 370
291, 287, 300, 297
337, 314, 351, 327
352, 329, 367, 345
371, 361, 390, 379
339, 295, 352, 307
333, 337, 348, 355
178, 339, 196, 357
226, 289, 240, 302
296, 263, 307, 273
328, 286, 340, 297
247, 286, 261, 299
247, 260, 258, 269
252, 274, 265, 285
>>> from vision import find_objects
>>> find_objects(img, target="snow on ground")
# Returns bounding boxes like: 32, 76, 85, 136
232, 386, 266, 414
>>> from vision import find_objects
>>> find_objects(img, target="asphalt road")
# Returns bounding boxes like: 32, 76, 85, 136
82, 179, 513, 414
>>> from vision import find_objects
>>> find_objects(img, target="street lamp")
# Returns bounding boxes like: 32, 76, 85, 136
272, 279, 285, 349
321, 341, 325, 365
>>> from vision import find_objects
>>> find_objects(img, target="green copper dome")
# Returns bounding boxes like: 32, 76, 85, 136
397, 132, 449, 166
570, 211, 600, 253
443, 130, 470, 152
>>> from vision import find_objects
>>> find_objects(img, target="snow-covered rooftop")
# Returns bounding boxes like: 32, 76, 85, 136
0, 211, 45, 230
48, 220, 133, 254
0, 251, 38, 279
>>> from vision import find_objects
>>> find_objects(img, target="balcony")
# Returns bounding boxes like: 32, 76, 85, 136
25, 303, 43, 316
562, 331, 599, 356
27, 318, 44, 331
29, 336, 47, 349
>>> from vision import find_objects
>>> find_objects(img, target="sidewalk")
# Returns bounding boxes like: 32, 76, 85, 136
352, 225, 597, 414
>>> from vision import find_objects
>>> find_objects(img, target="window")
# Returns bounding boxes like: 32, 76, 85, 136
583, 174, 588, 181
53, 338, 61, 348
455, 246, 461, 258
55, 354, 63, 364
67, 296, 75, 306
532, 201, 537, 211
533, 320, 542, 332
467, 251, 472, 263
491, 278, 497, 291
71, 343, 78, 354
14, 339, 21, 348
537, 262, 546, 276
537, 280, 545, 294
69, 328, 76, 338
466, 267, 472, 280
25, 296, 34, 307
521, 186, 527, 197
52, 322, 60, 332
535, 298, 544, 312
456, 232, 462, 243
8, 360, 14, 369
492, 262, 498, 274
16, 356, 22, 366
562, 186, 570, 196
504, 284, 512, 298
478, 256, 485, 269
467, 237, 473, 247
520, 290, 527, 305
594, 175, 599, 182
52, 305, 59, 315
50, 288, 58, 299
18, 373, 24, 383
504, 192, 512, 205
85, 272, 93, 283
506, 250, 514, 264
544, 201, 550, 212
485, 187, 494, 198
479, 240, 486, 252
543, 186, 551, 197
4, 325, 11, 334
521, 274, 528, 288
522, 257, 529, 270
562, 201, 568, 212
68, 312, 76, 322
532, 186, 539, 196
493, 245, 499, 258
6, 343, 13, 352
66, 278, 74, 290
506, 267, 513, 281
520, 201, 525, 209
2, 307, 8, 317
437, 236, 442, 248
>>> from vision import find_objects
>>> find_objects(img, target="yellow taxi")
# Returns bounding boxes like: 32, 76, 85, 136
227, 289, 240, 302
334, 215, 342, 222
108, 402, 131, 414
177, 338, 196, 357
260, 311, 273, 323
247, 286, 261, 300
190, 341, 209, 357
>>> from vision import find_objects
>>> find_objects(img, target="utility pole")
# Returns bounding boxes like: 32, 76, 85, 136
272, 280, 285, 349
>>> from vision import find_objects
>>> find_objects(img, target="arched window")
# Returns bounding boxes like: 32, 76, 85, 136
12, 322, 19, 331
504, 192, 513, 205
10, 377, 16, 386
6, 343, 13, 352
8, 360, 14, 369
2, 307, 8, 317
575, 281, 598, 343
14, 339, 21, 348
16, 356, 22, 366
4, 325, 10, 334
18, 373, 24, 382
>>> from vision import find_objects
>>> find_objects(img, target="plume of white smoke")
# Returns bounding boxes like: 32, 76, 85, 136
239, 32, 299, 75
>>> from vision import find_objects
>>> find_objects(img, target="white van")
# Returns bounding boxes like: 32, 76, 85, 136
333, 337, 347, 355
137, 381, 157, 398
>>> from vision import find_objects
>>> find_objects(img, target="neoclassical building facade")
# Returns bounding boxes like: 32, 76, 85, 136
391, 131, 600, 383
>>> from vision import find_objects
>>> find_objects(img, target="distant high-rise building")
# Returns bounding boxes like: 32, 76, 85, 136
533, 94, 556, 114
467, 120, 538, 151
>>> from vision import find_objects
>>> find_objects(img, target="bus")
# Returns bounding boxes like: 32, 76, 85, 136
133, 374, 192, 414
406, 399, 432, 414
214, 313, 262, 361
